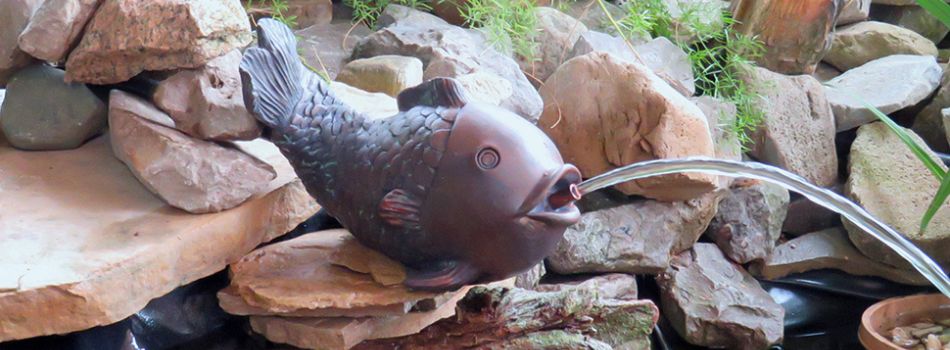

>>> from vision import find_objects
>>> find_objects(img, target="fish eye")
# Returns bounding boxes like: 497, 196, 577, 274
476, 147, 500, 170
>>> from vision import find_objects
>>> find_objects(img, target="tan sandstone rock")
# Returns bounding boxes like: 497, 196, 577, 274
17, 0, 103, 63
539, 52, 716, 201
335, 55, 423, 97
731, 0, 838, 74
825, 21, 938, 72
65, 0, 253, 84
109, 90, 277, 214
0, 134, 319, 341
153, 50, 261, 141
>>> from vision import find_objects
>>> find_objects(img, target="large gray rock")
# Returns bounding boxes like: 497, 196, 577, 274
296, 21, 372, 80
335, 55, 423, 97
635, 37, 695, 96
657, 243, 784, 350
16, 0, 103, 63
547, 192, 720, 275
0, 0, 43, 86
109, 91, 277, 214
825, 55, 942, 131
0, 65, 106, 150
844, 122, 950, 269
518, 7, 588, 85
837, 0, 871, 26
153, 50, 261, 141
743, 67, 839, 187
569, 31, 639, 65
912, 63, 950, 152
872, 4, 950, 43
706, 179, 790, 264
824, 21, 938, 72
692, 96, 741, 163
64, 0, 253, 84
352, 5, 542, 121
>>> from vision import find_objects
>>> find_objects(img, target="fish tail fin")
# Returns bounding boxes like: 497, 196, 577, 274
240, 18, 306, 130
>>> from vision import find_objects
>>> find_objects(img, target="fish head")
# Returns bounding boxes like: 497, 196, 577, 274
424, 102, 582, 281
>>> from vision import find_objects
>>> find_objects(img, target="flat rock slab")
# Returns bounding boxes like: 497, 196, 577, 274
750, 227, 929, 285
0, 136, 319, 341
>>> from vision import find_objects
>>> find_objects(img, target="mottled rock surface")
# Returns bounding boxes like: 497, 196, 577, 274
0, 64, 106, 150
706, 179, 789, 264
518, 7, 588, 85
744, 66, 839, 187
751, 228, 929, 285
296, 21, 372, 80
825, 21, 938, 72
657, 243, 785, 350
330, 81, 399, 120
825, 55, 941, 131
912, 63, 950, 152
732, 0, 838, 74
535, 273, 638, 299
514, 263, 546, 290
109, 91, 276, 214
872, 4, 950, 43
0, 134, 318, 341
336, 55, 423, 97
539, 52, 716, 201
0, 0, 43, 86
352, 5, 542, 121
16, 0, 103, 63
838, 0, 871, 25
634, 37, 696, 96
548, 192, 720, 275
153, 50, 260, 141
845, 122, 950, 269
65, 0, 253, 84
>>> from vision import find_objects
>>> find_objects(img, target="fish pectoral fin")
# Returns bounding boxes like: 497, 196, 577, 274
378, 189, 423, 230
397, 77, 469, 111
404, 260, 480, 291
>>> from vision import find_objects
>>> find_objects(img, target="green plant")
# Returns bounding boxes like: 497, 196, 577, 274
458, 0, 540, 61
345, 0, 432, 27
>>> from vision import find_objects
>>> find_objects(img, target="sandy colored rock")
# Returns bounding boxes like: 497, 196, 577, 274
539, 52, 716, 201
0, 64, 107, 151
872, 4, 950, 43
228, 230, 454, 315
743, 66, 839, 187
514, 263, 546, 290
109, 91, 276, 214
825, 21, 938, 72
65, 0, 252, 84
16, 0, 103, 63
296, 21, 372, 80
352, 5, 542, 121
518, 7, 588, 85
0, 0, 42, 86
635, 37, 696, 96
0, 133, 319, 341
691, 96, 741, 185
706, 179, 790, 264
330, 81, 399, 120
336, 55, 423, 97
751, 227, 929, 285
154, 50, 260, 141
452, 71, 514, 107
548, 191, 720, 275
844, 122, 950, 269
838, 0, 871, 26
731, 0, 838, 74
657, 243, 785, 350
218, 286, 413, 318
534, 273, 638, 300
825, 55, 941, 131
913, 63, 950, 152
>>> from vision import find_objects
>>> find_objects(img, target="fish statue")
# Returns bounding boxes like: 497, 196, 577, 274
239, 19, 582, 291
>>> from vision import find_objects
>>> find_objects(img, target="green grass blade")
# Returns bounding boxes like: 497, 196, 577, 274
921, 173, 950, 234
856, 96, 948, 179
917, 0, 950, 28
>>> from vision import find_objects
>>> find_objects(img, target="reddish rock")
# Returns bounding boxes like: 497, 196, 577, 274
153, 50, 261, 141
17, 0, 103, 63
109, 91, 276, 214
539, 52, 716, 201
65, 0, 252, 84
0, 0, 43, 86
743, 66, 839, 187
731, 0, 839, 74
658, 243, 785, 350
706, 179, 790, 264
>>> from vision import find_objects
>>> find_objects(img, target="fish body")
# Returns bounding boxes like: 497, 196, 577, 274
240, 19, 581, 290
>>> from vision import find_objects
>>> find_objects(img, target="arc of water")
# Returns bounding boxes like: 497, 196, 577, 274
577, 157, 950, 297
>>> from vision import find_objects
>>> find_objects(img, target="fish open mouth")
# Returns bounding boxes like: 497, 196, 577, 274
523, 164, 582, 226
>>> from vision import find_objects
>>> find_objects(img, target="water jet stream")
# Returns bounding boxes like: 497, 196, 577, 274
576, 158, 950, 297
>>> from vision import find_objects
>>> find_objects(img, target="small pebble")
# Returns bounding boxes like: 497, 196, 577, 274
925, 334, 941, 350
913, 326, 945, 338
895, 327, 922, 347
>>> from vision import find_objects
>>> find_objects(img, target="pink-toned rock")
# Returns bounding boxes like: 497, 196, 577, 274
65, 0, 252, 84
539, 52, 716, 201
731, 0, 838, 74
0, 0, 43, 86
153, 50, 261, 141
109, 90, 276, 213
17, 0, 104, 63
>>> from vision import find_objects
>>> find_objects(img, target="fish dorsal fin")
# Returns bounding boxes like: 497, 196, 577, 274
397, 77, 469, 111
379, 189, 423, 230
